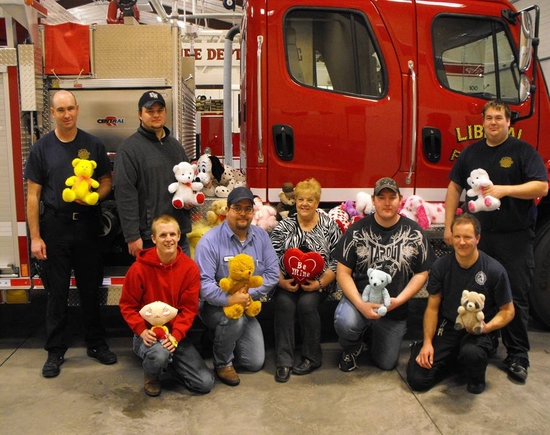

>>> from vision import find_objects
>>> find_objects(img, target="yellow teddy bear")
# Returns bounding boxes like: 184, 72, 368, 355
219, 253, 263, 319
62, 158, 100, 206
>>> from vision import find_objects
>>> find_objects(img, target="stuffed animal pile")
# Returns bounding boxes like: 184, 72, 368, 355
62, 157, 100, 206
168, 162, 205, 209
455, 290, 485, 334
361, 268, 392, 316
219, 253, 263, 319
466, 168, 500, 213
139, 301, 179, 347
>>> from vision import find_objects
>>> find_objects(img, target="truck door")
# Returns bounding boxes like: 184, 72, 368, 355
414, 0, 541, 200
264, 1, 403, 202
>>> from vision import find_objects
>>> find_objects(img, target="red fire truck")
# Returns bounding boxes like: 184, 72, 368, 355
230, 0, 550, 326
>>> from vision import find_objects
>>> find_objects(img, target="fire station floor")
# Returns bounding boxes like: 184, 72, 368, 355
1, 291, 550, 435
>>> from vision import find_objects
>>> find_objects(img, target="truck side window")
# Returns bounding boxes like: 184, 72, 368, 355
284, 9, 384, 98
433, 16, 519, 103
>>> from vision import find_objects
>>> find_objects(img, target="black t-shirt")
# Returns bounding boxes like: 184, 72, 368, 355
24, 129, 111, 213
428, 250, 512, 323
333, 214, 435, 320
449, 136, 547, 232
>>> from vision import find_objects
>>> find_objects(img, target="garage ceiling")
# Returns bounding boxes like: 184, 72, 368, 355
42, 0, 243, 29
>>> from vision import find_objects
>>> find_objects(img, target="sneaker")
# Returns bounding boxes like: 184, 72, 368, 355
216, 365, 240, 386
467, 380, 486, 394
339, 344, 363, 372
504, 356, 529, 382
87, 345, 117, 365
42, 354, 64, 378
144, 371, 161, 397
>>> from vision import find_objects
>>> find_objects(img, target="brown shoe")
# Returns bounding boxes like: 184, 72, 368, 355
144, 371, 161, 397
216, 365, 240, 386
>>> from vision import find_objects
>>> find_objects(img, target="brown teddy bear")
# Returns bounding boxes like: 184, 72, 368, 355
219, 253, 263, 319
206, 199, 228, 226
455, 290, 485, 334
275, 182, 296, 220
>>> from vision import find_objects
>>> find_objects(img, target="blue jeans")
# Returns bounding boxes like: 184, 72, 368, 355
334, 296, 407, 370
199, 302, 265, 371
133, 335, 214, 394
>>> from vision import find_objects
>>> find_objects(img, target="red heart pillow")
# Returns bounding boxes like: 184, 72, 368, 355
283, 248, 325, 285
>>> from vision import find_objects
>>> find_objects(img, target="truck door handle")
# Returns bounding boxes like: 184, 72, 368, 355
422, 126, 441, 163
272, 124, 294, 161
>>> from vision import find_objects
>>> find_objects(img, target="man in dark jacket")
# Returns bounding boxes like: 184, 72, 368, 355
114, 90, 193, 257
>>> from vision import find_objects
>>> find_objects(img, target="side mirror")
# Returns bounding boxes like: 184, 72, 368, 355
518, 11, 533, 72
519, 74, 531, 102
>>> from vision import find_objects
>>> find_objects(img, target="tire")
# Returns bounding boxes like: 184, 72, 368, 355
532, 222, 550, 329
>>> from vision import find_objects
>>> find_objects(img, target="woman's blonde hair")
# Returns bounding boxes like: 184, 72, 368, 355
295, 178, 322, 202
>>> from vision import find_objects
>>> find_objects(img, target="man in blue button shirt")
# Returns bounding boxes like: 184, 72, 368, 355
195, 187, 279, 386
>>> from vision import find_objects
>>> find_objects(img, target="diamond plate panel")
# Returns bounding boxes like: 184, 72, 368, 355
94, 25, 176, 83
18, 45, 37, 111
0, 48, 17, 66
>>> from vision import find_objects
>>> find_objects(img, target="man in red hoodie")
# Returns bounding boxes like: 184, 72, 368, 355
119, 215, 214, 396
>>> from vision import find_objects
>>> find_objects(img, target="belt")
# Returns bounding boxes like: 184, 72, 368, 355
44, 207, 98, 221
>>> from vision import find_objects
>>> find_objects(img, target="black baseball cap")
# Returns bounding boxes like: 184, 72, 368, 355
138, 91, 166, 109
227, 187, 255, 207
374, 177, 401, 195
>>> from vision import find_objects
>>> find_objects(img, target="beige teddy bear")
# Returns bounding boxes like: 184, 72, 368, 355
455, 290, 485, 335
219, 254, 263, 319
206, 199, 228, 226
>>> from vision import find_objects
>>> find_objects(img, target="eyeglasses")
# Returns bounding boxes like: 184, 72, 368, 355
230, 205, 254, 214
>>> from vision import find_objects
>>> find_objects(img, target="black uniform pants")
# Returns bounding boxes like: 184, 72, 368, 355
40, 211, 106, 355
479, 229, 533, 360
406, 319, 497, 391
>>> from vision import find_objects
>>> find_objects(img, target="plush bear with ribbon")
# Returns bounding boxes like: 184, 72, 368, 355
139, 301, 179, 347
466, 168, 500, 213
282, 248, 325, 285
168, 162, 205, 209
361, 268, 392, 316
206, 199, 228, 226
219, 253, 263, 319
62, 157, 100, 206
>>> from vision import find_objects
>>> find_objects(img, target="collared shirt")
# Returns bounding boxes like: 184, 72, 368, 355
194, 221, 280, 306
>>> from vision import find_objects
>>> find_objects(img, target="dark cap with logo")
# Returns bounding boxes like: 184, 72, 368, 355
373, 177, 401, 195
227, 187, 255, 207
138, 91, 166, 109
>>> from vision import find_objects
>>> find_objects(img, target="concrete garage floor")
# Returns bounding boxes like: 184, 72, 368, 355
1, 291, 550, 435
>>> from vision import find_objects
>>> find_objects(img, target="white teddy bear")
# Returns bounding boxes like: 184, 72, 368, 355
466, 168, 500, 213
168, 162, 205, 209
361, 268, 392, 316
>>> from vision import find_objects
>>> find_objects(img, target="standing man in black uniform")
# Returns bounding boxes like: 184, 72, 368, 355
444, 99, 548, 382
25, 90, 117, 378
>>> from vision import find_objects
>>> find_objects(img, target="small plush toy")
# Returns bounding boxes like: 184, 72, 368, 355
455, 290, 485, 334
219, 253, 263, 319
328, 205, 351, 234
282, 248, 325, 285
196, 153, 225, 197
466, 168, 500, 213
206, 199, 228, 226
361, 268, 392, 316
62, 157, 100, 206
355, 191, 374, 216
168, 162, 205, 209
275, 182, 296, 220
251, 196, 278, 231
139, 301, 179, 347
399, 195, 431, 229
